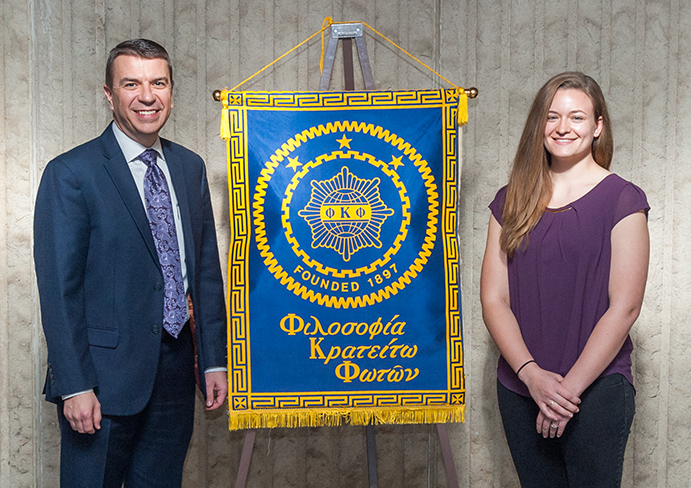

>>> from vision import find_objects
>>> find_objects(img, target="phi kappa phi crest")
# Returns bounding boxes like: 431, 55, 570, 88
253, 122, 440, 309
298, 166, 394, 262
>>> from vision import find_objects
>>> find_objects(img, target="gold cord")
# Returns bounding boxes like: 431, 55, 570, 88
230, 17, 465, 93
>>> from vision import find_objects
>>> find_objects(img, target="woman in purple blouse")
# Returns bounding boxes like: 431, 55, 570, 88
480, 72, 649, 487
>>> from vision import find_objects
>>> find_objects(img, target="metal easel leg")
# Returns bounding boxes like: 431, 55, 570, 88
317, 22, 380, 488
234, 429, 256, 488
436, 424, 459, 488
318, 33, 339, 90
354, 35, 375, 90
366, 424, 379, 488
342, 37, 355, 91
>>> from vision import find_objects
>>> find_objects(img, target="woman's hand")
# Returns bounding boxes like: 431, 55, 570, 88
519, 362, 580, 424
536, 410, 570, 438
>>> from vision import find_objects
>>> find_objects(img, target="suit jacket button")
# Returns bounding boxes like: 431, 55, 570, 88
152, 325, 161, 334
154, 283, 162, 292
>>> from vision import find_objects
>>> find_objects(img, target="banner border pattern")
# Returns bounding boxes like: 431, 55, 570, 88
225, 89, 465, 428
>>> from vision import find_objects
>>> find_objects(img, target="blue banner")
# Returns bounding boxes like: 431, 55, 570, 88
221, 89, 466, 429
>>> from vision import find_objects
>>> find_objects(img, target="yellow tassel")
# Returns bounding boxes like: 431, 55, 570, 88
457, 87, 468, 126
220, 93, 230, 141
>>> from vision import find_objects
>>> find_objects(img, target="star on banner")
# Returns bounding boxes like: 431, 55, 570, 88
287, 156, 302, 172
337, 134, 352, 149
390, 155, 404, 170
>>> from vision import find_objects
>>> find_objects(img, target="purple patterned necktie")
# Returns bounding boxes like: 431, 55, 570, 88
140, 149, 186, 338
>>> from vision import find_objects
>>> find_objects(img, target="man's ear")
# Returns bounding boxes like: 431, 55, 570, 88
103, 85, 114, 111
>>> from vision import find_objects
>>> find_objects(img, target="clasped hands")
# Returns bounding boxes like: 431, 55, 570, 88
518, 363, 581, 439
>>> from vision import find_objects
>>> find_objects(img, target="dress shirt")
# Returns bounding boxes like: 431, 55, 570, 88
112, 123, 189, 294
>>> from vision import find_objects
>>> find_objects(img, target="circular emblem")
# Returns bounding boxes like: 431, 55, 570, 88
253, 121, 439, 308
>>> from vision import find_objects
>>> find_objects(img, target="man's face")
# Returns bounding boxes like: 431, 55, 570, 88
104, 55, 173, 147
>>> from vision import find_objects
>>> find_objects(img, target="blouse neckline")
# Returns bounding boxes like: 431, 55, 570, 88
545, 173, 614, 212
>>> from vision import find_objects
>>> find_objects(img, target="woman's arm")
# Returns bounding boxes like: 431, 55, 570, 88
481, 215, 580, 421
542, 210, 649, 437
561, 210, 649, 397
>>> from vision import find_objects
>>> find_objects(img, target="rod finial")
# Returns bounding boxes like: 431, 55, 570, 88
212, 89, 222, 102
465, 87, 478, 99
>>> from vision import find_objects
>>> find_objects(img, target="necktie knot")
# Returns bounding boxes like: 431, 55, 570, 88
140, 149, 159, 167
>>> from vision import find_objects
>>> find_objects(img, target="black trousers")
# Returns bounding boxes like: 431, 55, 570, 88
58, 325, 196, 488
497, 374, 635, 488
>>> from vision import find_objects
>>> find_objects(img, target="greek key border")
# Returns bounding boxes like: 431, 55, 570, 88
442, 90, 465, 393
228, 107, 251, 394
232, 392, 465, 411
225, 89, 446, 110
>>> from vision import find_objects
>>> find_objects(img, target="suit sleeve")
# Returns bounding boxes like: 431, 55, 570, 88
34, 159, 98, 401
195, 162, 228, 370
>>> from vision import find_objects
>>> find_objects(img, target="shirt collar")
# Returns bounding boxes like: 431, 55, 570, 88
111, 122, 165, 163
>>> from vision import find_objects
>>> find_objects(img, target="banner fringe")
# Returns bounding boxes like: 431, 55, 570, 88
229, 406, 465, 430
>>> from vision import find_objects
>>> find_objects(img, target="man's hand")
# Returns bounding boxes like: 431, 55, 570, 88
204, 371, 228, 411
63, 392, 102, 434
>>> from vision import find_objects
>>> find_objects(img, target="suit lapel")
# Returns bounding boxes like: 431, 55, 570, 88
162, 142, 196, 282
99, 126, 160, 267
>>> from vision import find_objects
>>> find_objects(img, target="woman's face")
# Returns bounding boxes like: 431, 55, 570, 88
543, 88, 603, 165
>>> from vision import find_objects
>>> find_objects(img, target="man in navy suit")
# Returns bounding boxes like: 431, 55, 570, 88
34, 39, 227, 487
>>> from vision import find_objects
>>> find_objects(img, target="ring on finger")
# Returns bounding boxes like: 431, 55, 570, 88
550, 400, 555, 407
550, 423, 558, 429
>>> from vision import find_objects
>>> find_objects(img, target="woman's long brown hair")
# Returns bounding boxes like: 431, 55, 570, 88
500, 72, 614, 257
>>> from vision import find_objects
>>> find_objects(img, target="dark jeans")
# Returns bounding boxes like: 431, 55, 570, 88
497, 373, 635, 488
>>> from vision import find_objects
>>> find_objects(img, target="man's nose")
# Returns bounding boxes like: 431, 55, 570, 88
139, 84, 154, 102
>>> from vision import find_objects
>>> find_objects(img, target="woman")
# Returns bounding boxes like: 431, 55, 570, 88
480, 72, 649, 487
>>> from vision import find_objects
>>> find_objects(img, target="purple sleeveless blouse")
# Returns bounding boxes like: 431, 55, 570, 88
489, 174, 649, 397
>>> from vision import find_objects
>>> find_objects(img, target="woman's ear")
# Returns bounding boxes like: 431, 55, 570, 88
594, 116, 603, 138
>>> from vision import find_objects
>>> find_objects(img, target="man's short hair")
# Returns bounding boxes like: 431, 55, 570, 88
105, 39, 173, 89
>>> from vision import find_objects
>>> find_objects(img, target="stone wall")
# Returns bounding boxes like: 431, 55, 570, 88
1, 0, 688, 486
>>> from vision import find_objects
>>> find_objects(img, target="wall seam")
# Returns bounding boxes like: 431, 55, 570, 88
600, 0, 611, 92
658, 0, 678, 485
0, 0, 10, 486
30, 0, 42, 484
568, 0, 577, 66
631, 0, 646, 482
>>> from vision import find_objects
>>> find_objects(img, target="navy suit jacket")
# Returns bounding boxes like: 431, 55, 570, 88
34, 124, 227, 416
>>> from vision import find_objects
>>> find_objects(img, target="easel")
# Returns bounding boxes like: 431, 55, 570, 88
232, 22, 460, 488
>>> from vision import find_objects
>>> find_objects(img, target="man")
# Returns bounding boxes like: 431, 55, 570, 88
34, 39, 227, 487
